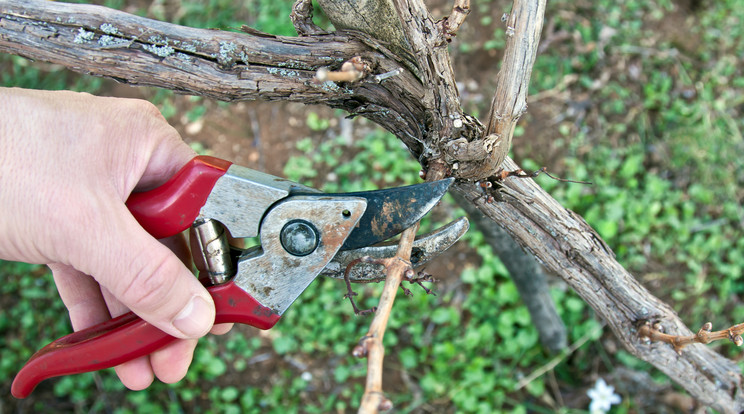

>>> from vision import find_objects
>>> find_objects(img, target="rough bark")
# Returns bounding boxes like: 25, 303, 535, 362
1, 0, 742, 411
316, 0, 409, 57
0, 0, 429, 155
455, 159, 743, 412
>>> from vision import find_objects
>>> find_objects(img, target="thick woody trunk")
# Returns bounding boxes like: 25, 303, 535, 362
317, 0, 567, 355
0, 0, 742, 411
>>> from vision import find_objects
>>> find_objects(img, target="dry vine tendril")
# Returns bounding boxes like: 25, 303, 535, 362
639, 321, 744, 354
473, 167, 592, 203
343, 256, 437, 315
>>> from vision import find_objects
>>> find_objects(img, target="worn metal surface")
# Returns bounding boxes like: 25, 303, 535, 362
232, 196, 367, 315
299, 178, 455, 250
280, 220, 320, 256
321, 217, 469, 281
203, 165, 452, 249
200, 165, 300, 238
193, 219, 233, 284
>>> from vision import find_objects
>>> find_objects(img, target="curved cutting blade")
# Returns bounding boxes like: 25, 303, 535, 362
335, 178, 454, 250
294, 178, 454, 250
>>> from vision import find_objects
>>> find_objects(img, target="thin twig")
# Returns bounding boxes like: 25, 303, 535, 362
639, 321, 744, 354
356, 226, 419, 413
356, 164, 449, 414
344, 256, 387, 315
495, 167, 592, 184
290, 0, 327, 35
440, 0, 471, 39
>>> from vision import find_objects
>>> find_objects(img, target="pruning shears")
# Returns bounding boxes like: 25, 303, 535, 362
11, 155, 466, 398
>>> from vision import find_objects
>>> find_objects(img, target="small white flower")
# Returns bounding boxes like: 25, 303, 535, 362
301, 371, 313, 382
587, 378, 621, 413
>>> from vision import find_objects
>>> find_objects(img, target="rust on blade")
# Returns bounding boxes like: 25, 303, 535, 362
333, 178, 454, 250
370, 198, 404, 239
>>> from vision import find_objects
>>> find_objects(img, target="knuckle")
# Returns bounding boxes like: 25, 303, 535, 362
130, 99, 181, 144
119, 253, 181, 315
126, 98, 162, 119
117, 99, 166, 136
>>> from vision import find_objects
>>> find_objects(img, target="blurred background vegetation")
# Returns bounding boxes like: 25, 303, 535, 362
1, 0, 743, 412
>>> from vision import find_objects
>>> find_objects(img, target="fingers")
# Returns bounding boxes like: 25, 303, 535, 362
49, 263, 110, 330
149, 338, 198, 383
211, 323, 234, 335
71, 204, 215, 340
106, 278, 201, 388
114, 338, 198, 389
50, 265, 197, 389
50, 237, 226, 392
49, 265, 150, 390
114, 356, 154, 391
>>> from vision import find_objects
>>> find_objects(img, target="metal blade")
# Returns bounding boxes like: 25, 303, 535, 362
232, 196, 368, 315
298, 178, 454, 250
320, 217, 470, 281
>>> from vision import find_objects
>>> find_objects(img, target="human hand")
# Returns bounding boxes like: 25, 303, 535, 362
0, 87, 230, 390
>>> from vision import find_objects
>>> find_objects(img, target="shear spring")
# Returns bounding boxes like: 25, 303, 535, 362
193, 219, 234, 284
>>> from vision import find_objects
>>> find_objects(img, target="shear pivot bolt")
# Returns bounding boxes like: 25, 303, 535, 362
280, 220, 319, 256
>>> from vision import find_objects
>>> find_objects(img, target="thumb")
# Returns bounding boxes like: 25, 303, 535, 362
79, 204, 215, 339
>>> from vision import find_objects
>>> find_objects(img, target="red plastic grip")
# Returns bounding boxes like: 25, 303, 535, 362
126, 155, 233, 239
11, 281, 280, 399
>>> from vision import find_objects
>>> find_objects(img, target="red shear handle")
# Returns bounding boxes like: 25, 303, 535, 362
126, 155, 233, 239
11, 282, 279, 399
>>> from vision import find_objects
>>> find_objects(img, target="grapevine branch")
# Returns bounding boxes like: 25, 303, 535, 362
440, 0, 471, 39
354, 226, 418, 413
349, 162, 448, 414
639, 321, 744, 354
290, 0, 326, 36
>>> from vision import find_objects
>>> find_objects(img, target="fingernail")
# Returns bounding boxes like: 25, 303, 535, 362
173, 295, 214, 338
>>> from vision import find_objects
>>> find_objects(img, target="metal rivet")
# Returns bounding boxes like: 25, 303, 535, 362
280, 220, 319, 257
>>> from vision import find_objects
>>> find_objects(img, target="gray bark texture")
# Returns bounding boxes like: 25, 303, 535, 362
319, 0, 568, 356
0, 0, 742, 411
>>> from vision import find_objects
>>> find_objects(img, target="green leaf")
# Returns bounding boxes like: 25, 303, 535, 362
221, 386, 240, 402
